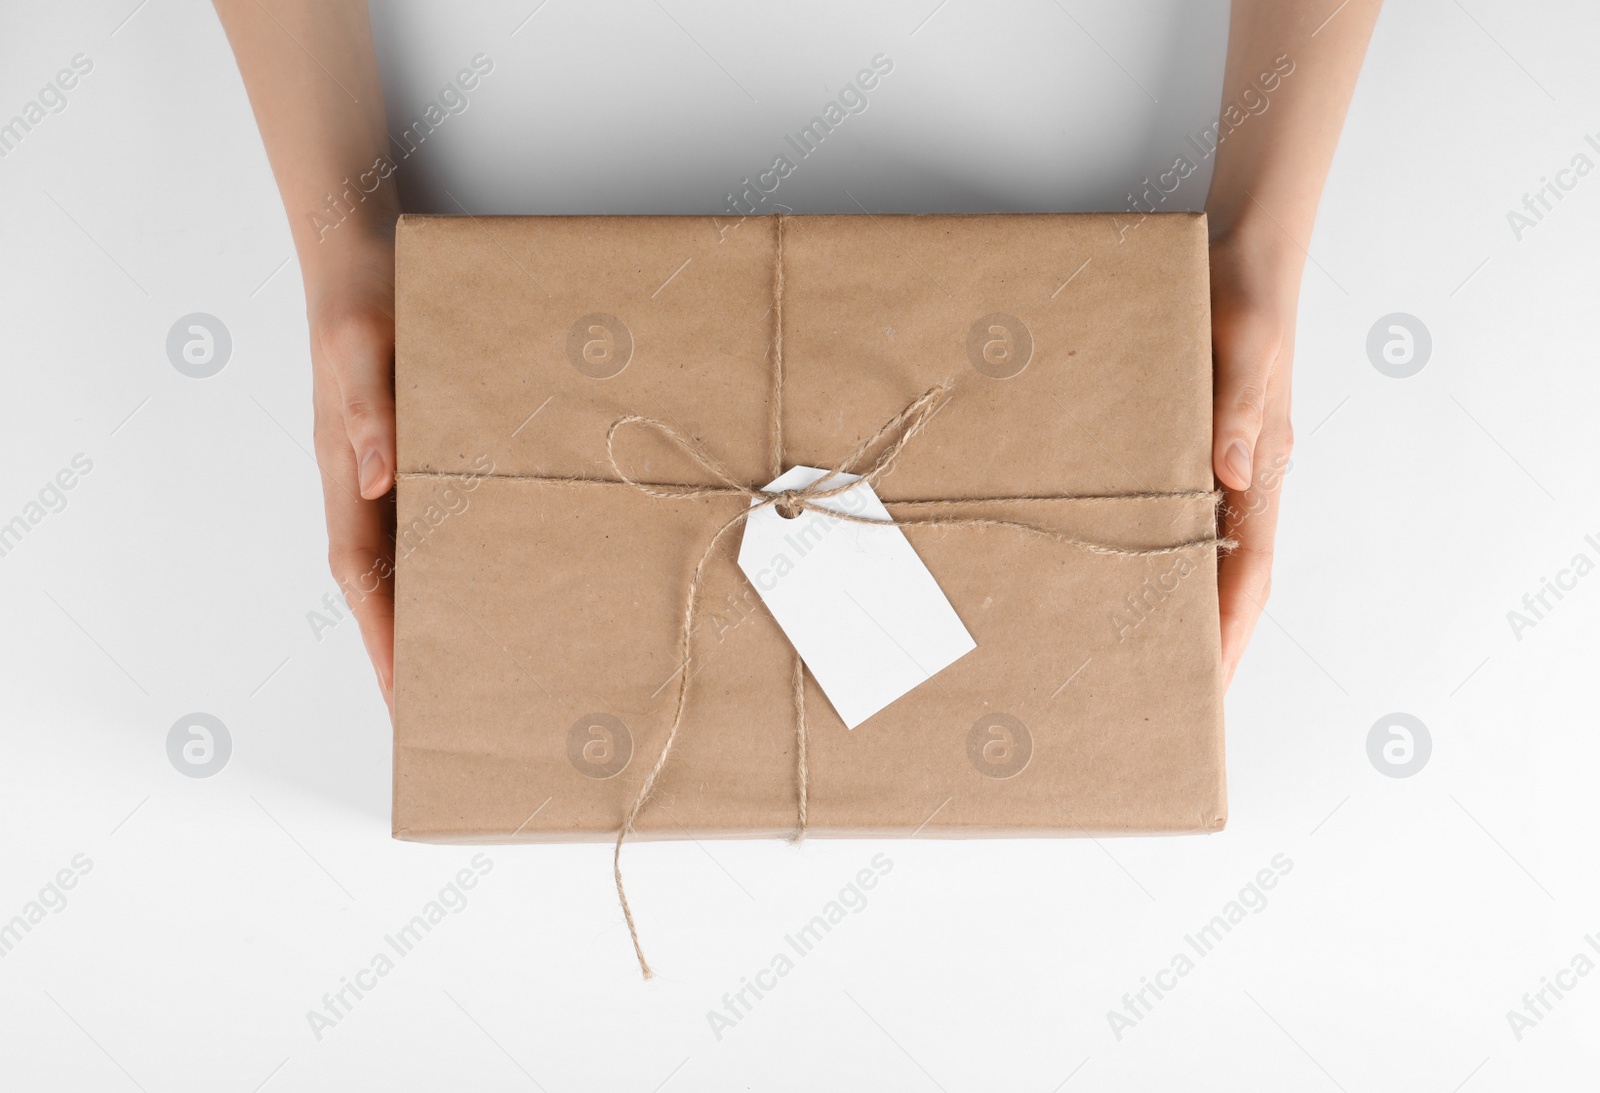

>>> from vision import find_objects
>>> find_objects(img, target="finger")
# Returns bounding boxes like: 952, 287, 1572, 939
318, 311, 397, 501
315, 391, 396, 707
1217, 401, 1292, 688
1218, 495, 1278, 688
1212, 305, 1283, 492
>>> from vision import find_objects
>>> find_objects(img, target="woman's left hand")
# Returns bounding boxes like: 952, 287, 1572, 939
1209, 225, 1300, 688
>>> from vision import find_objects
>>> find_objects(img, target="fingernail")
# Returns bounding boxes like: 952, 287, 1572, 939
359, 449, 385, 498
1225, 442, 1252, 489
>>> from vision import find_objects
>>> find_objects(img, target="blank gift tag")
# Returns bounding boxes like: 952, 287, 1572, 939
736, 466, 976, 728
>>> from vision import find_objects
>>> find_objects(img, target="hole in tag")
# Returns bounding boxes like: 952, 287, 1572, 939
737, 465, 979, 729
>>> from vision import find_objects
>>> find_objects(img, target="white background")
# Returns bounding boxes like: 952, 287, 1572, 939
2, 0, 1598, 1089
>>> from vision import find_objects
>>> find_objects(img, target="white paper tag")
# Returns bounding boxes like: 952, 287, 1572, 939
736, 466, 976, 729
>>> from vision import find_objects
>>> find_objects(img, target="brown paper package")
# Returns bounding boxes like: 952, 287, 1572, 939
393, 212, 1225, 843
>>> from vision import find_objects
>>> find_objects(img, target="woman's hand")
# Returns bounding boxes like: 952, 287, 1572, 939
1209, 225, 1299, 688
307, 235, 398, 711
1204, 0, 1383, 686
211, 0, 401, 710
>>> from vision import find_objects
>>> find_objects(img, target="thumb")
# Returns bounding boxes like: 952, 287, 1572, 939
1212, 308, 1282, 492
319, 312, 397, 500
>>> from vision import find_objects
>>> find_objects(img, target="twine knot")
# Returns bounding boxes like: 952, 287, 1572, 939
771, 489, 807, 519
774, 495, 803, 519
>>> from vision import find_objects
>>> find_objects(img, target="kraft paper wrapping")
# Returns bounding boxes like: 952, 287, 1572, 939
393, 212, 1225, 842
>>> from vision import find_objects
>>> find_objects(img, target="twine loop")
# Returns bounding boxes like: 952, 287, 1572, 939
400, 216, 1233, 981
603, 379, 1232, 979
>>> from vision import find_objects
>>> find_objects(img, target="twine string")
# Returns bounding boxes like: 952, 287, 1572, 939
402, 388, 1230, 981
396, 215, 1234, 981
774, 217, 808, 847
601, 379, 1233, 979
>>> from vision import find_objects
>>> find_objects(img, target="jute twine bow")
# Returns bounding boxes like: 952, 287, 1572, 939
401, 216, 1235, 979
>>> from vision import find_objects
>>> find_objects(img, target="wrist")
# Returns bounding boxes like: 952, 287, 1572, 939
299, 216, 396, 310
291, 169, 399, 276
1207, 177, 1320, 265
1207, 210, 1306, 311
